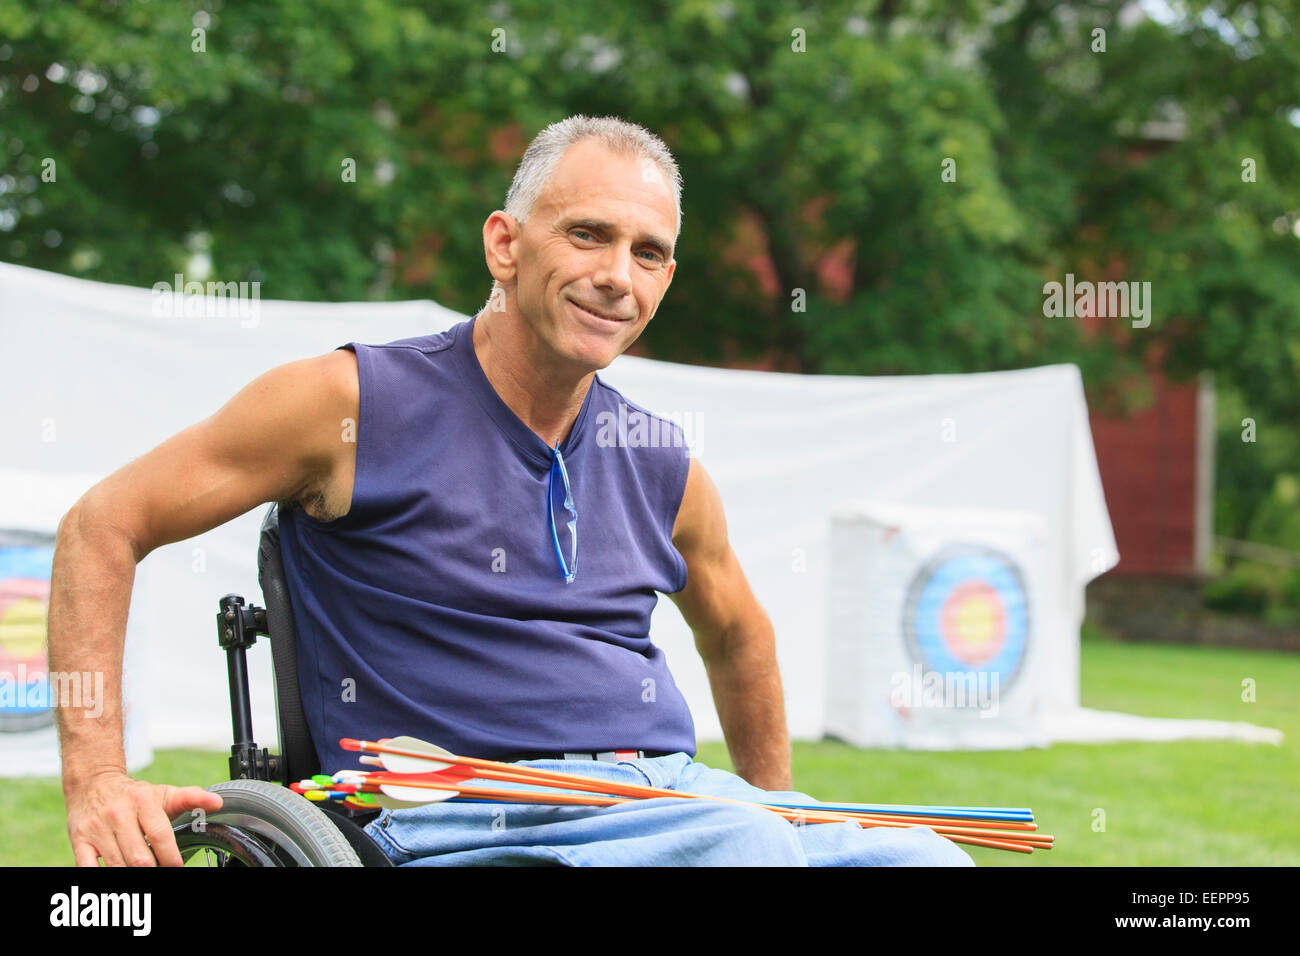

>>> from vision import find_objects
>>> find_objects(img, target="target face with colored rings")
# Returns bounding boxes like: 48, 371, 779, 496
902, 544, 1030, 692
0, 544, 56, 730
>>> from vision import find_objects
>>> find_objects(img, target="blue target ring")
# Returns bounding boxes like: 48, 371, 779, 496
902, 545, 1030, 692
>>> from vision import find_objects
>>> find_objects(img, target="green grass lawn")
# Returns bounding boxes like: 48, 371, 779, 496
5, 628, 1296, 866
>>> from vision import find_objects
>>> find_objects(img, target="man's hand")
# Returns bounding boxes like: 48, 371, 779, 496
65, 770, 224, 867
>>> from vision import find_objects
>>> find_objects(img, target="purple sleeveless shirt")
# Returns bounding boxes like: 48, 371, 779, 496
278, 316, 697, 771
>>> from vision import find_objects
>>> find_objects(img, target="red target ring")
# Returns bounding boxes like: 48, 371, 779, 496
938, 579, 1007, 666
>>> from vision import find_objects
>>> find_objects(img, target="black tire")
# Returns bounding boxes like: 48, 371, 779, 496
170, 779, 363, 867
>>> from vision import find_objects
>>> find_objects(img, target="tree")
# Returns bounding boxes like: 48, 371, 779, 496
2, 0, 1297, 538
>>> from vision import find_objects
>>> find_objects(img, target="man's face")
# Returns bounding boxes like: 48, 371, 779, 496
495, 138, 677, 371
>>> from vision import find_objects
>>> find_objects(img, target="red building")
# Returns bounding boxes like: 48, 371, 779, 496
1086, 366, 1213, 578
1083, 116, 1213, 579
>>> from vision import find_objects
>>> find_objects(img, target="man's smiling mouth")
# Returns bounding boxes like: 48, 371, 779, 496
568, 298, 631, 323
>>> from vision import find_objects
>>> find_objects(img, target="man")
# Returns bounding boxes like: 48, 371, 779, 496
50, 114, 972, 866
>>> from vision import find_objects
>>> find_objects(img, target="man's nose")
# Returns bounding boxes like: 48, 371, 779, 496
592, 242, 633, 296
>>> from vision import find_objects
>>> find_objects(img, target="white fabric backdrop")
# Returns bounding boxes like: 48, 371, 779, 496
0, 261, 1279, 770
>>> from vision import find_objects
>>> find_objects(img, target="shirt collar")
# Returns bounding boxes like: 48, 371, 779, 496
450, 315, 596, 467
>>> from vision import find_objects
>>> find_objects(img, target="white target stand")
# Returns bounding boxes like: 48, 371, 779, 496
825, 500, 1054, 750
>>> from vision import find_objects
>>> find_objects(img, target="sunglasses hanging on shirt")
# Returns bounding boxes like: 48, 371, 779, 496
548, 441, 578, 584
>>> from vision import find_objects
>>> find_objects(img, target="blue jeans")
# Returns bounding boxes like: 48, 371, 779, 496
363, 753, 975, 866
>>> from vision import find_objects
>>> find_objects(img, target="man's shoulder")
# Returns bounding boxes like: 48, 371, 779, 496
349, 321, 464, 356
591, 375, 690, 447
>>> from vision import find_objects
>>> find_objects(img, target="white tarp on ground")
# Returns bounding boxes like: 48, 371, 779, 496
0, 261, 1281, 774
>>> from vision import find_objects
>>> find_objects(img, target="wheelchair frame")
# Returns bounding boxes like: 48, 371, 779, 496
168, 504, 392, 866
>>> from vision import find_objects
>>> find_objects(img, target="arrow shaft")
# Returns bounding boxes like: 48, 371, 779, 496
343, 739, 1054, 853
353, 775, 1050, 848
365, 776, 633, 808
353, 739, 1030, 826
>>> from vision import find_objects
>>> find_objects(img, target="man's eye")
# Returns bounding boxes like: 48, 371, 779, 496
571, 229, 662, 263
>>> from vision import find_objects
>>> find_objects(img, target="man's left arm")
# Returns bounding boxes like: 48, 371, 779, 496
669, 456, 791, 791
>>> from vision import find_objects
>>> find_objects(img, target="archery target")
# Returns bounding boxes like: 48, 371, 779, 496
826, 501, 1052, 750
902, 544, 1030, 693
0, 470, 153, 776
0, 544, 56, 732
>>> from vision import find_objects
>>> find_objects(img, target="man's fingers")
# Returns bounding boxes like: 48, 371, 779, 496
140, 803, 184, 867
159, 784, 222, 819
108, 798, 157, 867
72, 838, 104, 867
79, 826, 126, 867
115, 830, 158, 866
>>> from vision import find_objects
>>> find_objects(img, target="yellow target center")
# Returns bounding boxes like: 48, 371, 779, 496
0, 597, 48, 659
953, 595, 998, 648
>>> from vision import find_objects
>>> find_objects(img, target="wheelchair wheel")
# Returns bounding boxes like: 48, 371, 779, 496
171, 779, 363, 867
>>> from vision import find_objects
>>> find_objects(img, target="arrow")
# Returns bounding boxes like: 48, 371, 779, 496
296, 773, 1050, 853
332, 737, 1053, 853
346, 737, 1040, 826
764, 801, 1033, 822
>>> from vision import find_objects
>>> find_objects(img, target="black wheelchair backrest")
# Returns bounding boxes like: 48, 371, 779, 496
256, 503, 321, 785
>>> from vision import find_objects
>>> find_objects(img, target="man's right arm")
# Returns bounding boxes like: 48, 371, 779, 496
49, 347, 359, 866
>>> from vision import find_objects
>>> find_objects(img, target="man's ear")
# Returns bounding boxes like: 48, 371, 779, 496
483, 210, 521, 284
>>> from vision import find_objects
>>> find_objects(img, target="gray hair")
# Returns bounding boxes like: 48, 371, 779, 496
485, 114, 682, 308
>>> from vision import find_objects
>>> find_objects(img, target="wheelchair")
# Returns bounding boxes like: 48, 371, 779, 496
167, 504, 392, 866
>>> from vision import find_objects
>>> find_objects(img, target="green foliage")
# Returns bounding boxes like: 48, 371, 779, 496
1212, 381, 1300, 620
1, 0, 1297, 535
1202, 561, 1300, 623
